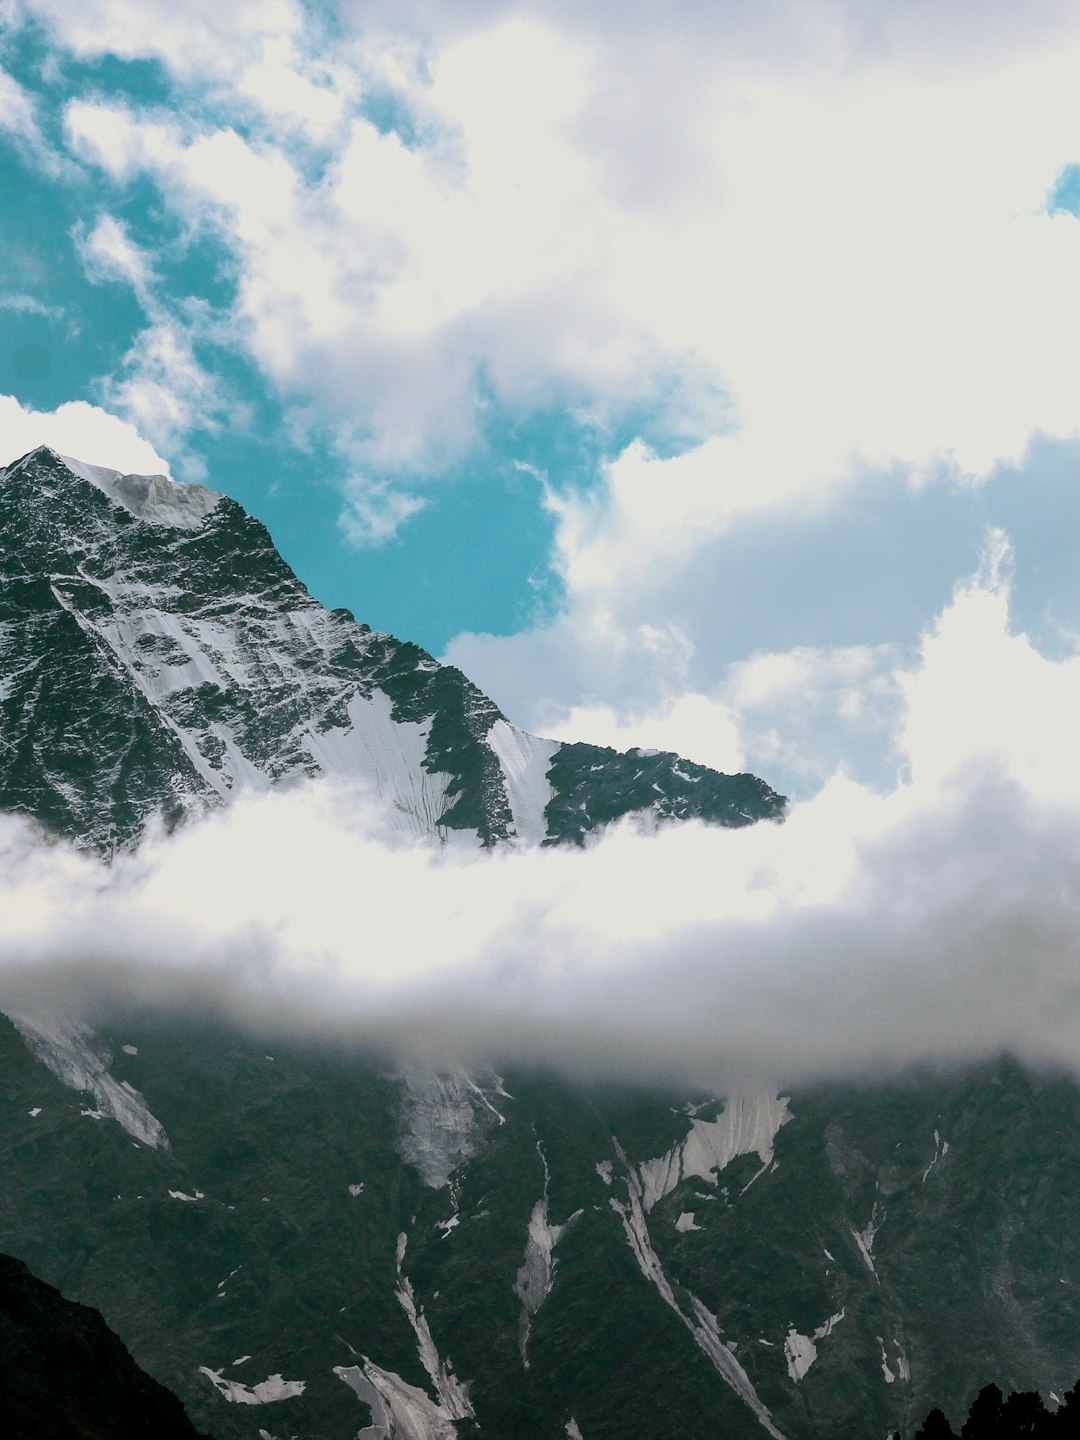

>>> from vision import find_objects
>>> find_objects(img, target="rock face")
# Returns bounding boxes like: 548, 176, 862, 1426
0, 446, 784, 852
1, 446, 1079, 1440
0, 1251, 215, 1439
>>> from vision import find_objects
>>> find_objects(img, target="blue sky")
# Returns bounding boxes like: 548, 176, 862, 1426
1, 0, 1077, 801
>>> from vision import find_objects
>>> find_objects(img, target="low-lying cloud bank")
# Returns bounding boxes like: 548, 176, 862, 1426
0, 752, 1076, 1093
1, 546, 1078, 1090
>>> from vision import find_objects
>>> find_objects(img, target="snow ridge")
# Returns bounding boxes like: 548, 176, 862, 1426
58, 452, 221, 528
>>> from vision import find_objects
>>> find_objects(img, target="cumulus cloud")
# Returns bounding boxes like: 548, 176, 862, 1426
0, 393, 170, 473
1, 547, 1077, 1089
48, 4, 1080, 513
453, 527, 1078, 805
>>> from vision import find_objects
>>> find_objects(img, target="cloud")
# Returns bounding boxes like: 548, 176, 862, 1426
1, 548, 1077, 1089
24, 0, 310, 86
0, 394, 170, 473
74, 214, 155, 301
0, 293, 64, 319
26, 2, 1075, 564
1, 747, 1077, 1094
101, 322, 226, 470
542, 693, 745, 777
896, 531, 1076, 801
0, 65, 41, 144
451, 525, 1078, 806
338, 475, 426, 547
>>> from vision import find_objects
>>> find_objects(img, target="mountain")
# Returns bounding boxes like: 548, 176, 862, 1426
0, 1251, 216, 1440
1, 445, 1078, 1440
0, 446, 783, 853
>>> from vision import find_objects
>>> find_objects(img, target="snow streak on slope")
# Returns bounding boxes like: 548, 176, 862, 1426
395, 1233, 474, 1421
82, 564, 455, 837
638, 1093, 791, 1211
611, 1141, 785, 1438
486, 721, 558, 844
332, 1229, 475, 1437
514, 1141, 582, 1365
9, 1011, 168, 1148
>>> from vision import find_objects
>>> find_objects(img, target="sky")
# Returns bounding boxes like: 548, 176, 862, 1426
1, 0, 1077, 805
0, 0, 1079, 1085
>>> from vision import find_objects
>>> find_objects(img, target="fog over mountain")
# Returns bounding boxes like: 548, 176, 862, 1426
3, 548, 1076, 1090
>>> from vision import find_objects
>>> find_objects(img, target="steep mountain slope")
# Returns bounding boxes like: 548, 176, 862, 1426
0, 446, 783, 852
1, 446, 1078, 1440
0, 1251, 216, 1440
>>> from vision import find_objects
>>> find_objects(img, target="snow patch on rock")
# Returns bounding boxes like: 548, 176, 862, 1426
784, 1310, 845, 1382
198, 1368, 305, 1404
637, 1093, 791, 1211
336, 1363, 458, 1440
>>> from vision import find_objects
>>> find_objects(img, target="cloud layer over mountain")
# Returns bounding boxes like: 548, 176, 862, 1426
2, 550, 1077, 1090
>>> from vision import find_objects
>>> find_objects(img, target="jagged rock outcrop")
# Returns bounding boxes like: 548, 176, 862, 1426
0, 1251, 215, 1439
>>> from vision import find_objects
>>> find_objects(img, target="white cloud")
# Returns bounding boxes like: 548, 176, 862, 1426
0, 394, 170, 474
338, 476, 426, 548
897, 531, 1079, 802
74, 214, 155, 301
25, 0, 302, 79
0, 293, 64, 319
101, 322, 224, 466
67, 212, 229, 473
1, 552, 1077, 1087
0, 65, 40, 143
452, 528, 1077, 809
542, 693, 745, 776
44, 2, 1079, 579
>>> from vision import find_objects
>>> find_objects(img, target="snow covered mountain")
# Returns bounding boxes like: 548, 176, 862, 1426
2, 446, 1079, 1440
0, 446, 783, 852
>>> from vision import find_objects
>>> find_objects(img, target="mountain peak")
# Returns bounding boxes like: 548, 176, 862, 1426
26, 447, 223, 529
0, 447, 786, 851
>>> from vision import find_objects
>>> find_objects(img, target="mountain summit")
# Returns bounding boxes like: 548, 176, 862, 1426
0, 445, 784, 852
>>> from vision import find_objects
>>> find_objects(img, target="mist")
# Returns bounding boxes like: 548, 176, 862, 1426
1, 545, 1078, 1091
0, 756, 1076, 1091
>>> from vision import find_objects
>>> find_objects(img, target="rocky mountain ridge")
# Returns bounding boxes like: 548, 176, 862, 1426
0, 445, 784, 853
